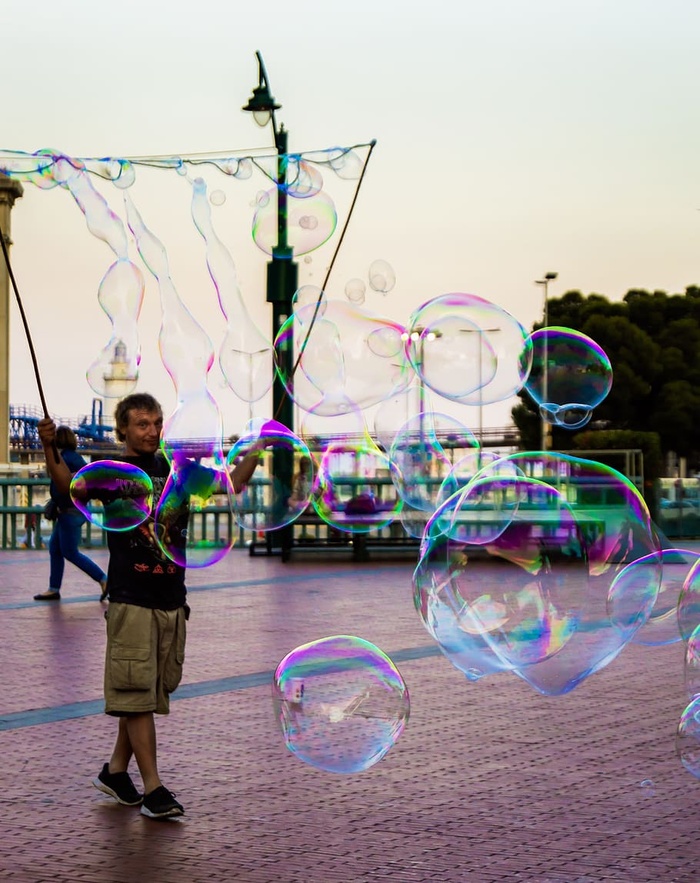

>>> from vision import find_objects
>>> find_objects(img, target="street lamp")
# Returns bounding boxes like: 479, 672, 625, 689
243, 51, 298, 556
534, 271, 558, 452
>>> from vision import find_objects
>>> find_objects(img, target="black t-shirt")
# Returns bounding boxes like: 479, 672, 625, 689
106, 453, 187, 610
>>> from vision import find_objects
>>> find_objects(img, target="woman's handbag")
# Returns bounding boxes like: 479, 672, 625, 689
43, 499, 60, 521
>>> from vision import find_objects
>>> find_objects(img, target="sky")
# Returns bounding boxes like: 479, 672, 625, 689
2, 0, 700, 439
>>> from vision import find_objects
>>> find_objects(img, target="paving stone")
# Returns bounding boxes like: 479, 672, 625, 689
0, 548, 699, 881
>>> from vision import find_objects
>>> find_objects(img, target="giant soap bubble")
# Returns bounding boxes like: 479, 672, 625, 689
407, 294, 532, 407
227, 418, 313, 533
607, 548, 700, 646
253, 189, 337, 256
70, 460, 153, 530
272, 635, 410, 773
276, 300, 411, 416
312, 432, 403, 535
414, 453, 661, 694
676, 694, 700, 779
524, 327, 613, 430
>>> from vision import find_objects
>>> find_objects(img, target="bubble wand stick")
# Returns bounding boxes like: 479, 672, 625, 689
0, 225, 60, 464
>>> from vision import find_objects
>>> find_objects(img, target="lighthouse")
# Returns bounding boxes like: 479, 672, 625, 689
103, 339, 137, 400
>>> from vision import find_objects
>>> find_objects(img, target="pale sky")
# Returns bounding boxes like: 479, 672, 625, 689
3, 0, 700, 437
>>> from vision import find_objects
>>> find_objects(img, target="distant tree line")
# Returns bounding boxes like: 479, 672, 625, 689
511, 286, 700, 478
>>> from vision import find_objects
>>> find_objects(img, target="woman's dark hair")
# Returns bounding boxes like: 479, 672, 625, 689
55, 425, 78, 451
114, 393, 163, 442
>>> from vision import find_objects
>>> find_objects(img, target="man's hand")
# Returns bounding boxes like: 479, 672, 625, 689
38, 417, 57, 450
38, 417, 72, 494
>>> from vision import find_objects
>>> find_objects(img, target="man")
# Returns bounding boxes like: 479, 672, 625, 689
38, 392, 259, 820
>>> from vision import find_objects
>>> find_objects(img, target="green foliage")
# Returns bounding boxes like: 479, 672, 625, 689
512, 285, 700, 468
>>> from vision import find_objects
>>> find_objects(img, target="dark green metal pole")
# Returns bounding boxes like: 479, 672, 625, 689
268, 126, 297, 558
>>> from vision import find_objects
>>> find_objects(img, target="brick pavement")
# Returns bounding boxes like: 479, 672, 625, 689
0, 546, 699, 882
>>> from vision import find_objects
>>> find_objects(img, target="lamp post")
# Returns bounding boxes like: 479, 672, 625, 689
534, 271, 558, 452
243, 52, 298, 556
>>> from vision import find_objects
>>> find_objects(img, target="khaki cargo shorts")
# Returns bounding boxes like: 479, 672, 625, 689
104, 602, 186, 716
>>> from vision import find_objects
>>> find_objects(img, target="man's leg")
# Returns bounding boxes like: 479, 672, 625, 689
121, 712, 162, 796
108, 716, 133, 773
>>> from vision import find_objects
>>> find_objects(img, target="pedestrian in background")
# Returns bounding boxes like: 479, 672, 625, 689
33, 425, 107, 602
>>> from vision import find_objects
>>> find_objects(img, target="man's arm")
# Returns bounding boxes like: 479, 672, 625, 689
37, 418, 72, 495
230, 451, 261, 494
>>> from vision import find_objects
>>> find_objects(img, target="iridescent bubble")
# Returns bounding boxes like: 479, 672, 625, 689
524, 327, 613, 428
426, 469, 525, 547
292, 285, 326, 321
41, 157, 144, 401
253, 189, 337, 256
414, 452, 660, 694
345, 278, 366, 304
639, 779, 655, 798
110, 159, 135, 189
678, 558, 700, 642
298, 215, 318, 230
87, 260, 144, 398
366, 325, 404, 359
608, 549, 699, 646
272, 635, 410, 773
226, 419, 313, 532
684, 625, 700, 701
389, 412, 474, 512
191, 177, 272, 405
368, 259, 396, 294
285, 158, 324, 198
312, 434, 403, 534
70, 460, 153, 531
676, 695, 700, 779
408, 294, 532, 406
275, 301, 411, 417
405, 317, 497, 402
209, 189, 226, 206
154, 444, 235, 569
327, 147, 364, 180
413, 486, 581, 682
214, 157, 253, 179
437, 449, 515, 507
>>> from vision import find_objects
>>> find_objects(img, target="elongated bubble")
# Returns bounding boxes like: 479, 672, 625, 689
190, 177, 272, 404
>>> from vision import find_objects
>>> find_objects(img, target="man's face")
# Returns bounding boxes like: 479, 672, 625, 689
122, 408, 163, 456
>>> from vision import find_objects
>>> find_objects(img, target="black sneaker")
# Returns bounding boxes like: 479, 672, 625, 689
140, 785, 184, 819
92, 763, 143, 806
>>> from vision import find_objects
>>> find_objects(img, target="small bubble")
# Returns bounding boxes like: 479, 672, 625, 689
465, 668, 484, 682
210, 189, 226, 206
640, 778, 655, 797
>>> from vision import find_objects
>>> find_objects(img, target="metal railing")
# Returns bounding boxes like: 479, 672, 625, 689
0, 477, 251, 551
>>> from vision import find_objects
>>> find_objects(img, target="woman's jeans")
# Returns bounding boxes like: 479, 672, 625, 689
49, 510, 105, 591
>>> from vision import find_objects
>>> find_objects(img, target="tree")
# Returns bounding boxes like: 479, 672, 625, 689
513, 286, 700, 470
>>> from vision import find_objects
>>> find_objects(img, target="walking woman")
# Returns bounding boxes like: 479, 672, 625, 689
33, 426, 107, 602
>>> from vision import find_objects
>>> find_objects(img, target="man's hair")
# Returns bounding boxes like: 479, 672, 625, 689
55, 425, 78, 451
114, 393, 163, 442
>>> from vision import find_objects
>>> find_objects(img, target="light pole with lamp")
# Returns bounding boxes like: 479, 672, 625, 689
243, 52, 298, 556
458, 326, 501, 448
534, 271, 558, 452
